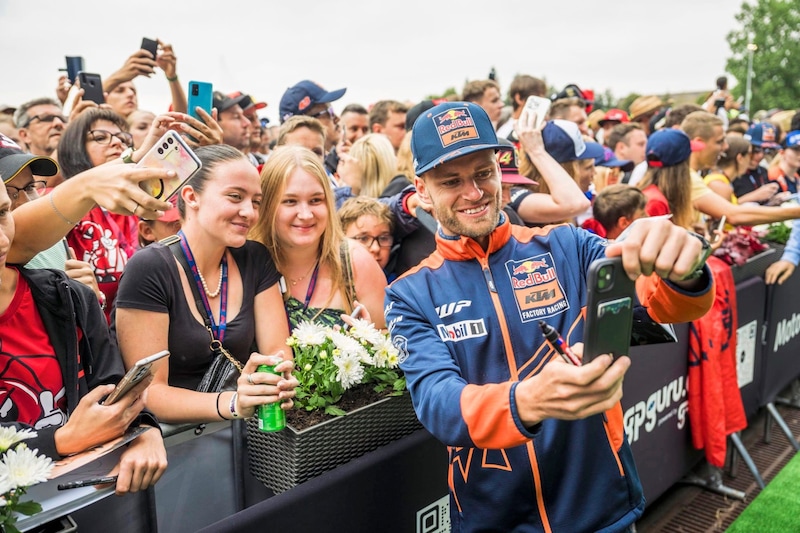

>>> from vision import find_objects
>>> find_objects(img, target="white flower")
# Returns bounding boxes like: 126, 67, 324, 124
372, 336, 394, 368
333, 352, 365, 390
0, 475, 12, 496
331, 330, 371, 363
0, 445, 54, 490
292, 320, 328, 348
348, 319, 383, 344
0, 427, 37, 453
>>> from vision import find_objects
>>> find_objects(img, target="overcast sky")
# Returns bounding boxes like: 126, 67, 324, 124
1, 0, 745, 123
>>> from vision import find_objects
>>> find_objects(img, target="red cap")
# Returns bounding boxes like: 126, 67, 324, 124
598, 108, 630, 125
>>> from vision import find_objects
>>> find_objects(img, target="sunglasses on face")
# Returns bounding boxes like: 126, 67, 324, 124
309, 107, 335, 121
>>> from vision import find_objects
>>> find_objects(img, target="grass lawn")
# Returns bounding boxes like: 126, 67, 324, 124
727, 452, 800, 532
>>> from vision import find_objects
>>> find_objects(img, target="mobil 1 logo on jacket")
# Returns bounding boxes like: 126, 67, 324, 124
505, 253, 569, 322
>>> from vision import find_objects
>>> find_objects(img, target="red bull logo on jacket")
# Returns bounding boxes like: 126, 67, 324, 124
506, 253, 569, 321
434, 106, 479, 147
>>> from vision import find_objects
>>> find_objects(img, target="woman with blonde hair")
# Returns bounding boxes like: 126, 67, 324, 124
251, 146, 387, 330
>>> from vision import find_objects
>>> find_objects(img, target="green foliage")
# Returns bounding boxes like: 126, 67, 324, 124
618, 93, 642, 114
726, 0, 800, 112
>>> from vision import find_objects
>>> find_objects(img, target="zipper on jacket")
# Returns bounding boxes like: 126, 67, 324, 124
482, 265, 497, 293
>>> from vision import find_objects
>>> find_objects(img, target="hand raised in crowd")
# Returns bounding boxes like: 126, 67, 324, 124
53, 373, 153, 456
136, 111, 222, 152
76, 161, 173, 219
173, 110, 223, 148
605, 216, 708, 286
104, 49, 158, 92
155, 40, 177, 80
337, 151, 363, 190
235, 352, 299, 418
515, 342, 630, 424
56, 74, 71, 105
514, 106, 547, 157
65, 246, 102, 299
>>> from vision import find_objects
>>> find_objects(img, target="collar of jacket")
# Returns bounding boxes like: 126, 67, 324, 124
436, 212, 511, 261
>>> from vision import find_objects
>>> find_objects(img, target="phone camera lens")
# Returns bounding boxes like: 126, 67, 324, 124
157, 148, 164, 155
167, 137, 174, 144
191, 86, 199, 96
162, 142, 168, 149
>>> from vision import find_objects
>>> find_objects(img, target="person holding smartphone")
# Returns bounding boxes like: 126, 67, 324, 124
0, 184, 167, 496
114, 145, 299, 424
385, 101, 715, 532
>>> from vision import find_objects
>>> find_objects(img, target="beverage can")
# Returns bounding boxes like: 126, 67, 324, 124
256, 364, 286, 432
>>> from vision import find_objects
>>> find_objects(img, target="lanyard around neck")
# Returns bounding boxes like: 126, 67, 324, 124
178, 230, 228, 342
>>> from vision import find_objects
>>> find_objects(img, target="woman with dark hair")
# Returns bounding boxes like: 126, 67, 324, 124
114, 145, 297, 423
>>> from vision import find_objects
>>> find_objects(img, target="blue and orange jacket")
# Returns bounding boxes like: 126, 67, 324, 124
385, 217, 713, 533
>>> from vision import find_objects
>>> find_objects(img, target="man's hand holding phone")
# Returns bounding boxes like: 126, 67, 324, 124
514, 344, 630, 425
604, 216, 708, 286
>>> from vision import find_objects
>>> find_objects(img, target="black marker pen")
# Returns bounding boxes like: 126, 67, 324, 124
57, 476, 118, 490
538, 321, 580, 366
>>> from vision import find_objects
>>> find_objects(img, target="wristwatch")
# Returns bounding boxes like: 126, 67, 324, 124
682, 232, 712, 281
121, 147, 136, 164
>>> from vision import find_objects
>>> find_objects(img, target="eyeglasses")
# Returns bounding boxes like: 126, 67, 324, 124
353, 234, 394, 249
86, 129, 134, 148
310, 107, 335, 121
24, 114, 67, 127
6, 180, 47, 201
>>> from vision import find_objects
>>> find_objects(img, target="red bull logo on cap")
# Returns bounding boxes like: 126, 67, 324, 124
506, 253, 569, 321
434, 106, 479, 147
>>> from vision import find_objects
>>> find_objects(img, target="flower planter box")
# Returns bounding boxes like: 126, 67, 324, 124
246, 393, 422, 493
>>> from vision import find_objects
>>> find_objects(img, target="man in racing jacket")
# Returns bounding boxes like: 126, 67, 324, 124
386, 102, 714, 532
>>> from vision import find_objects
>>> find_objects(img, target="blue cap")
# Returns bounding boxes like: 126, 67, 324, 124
744, 122, 780, 149
595, 146, 634, 172
411, 101, 507, 175
645, 129, 691, 168
278, 80, 346, 123
541, 120, 604, 163
784, 130, 800, 149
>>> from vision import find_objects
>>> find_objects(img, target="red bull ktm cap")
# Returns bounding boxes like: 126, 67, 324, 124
411, 101, 507, 175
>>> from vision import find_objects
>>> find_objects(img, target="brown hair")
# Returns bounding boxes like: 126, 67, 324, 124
637, 160, 694, 229
592, 184, 646, 234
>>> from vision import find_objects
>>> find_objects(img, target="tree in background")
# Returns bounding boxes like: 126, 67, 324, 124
726, 0, 800, 113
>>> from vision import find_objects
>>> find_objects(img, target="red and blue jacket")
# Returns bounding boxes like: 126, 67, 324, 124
385, 217, 713, 533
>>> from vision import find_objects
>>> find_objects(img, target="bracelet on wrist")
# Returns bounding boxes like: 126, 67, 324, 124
229, 392, 241, 419
166, 75, 178, 82
49, 189, 77, 226
215, 391, 226, 420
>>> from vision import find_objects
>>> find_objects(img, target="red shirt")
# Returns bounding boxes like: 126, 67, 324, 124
642, 184, 671, 217
0, 269, 66, 427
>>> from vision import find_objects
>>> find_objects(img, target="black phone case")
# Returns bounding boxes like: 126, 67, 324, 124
583, 257, 636, 364
141, 37, 158, 59
78, 72, 105, 104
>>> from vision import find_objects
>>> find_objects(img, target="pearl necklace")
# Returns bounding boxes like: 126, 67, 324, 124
198, 263, 223, 298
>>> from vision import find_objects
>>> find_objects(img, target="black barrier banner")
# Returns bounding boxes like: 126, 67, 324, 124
762, 270, 800, 405
735, 276, 766, 418
622, 323, 702, 503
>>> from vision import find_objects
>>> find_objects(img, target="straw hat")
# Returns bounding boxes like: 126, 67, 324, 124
629, 95, 664, 121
